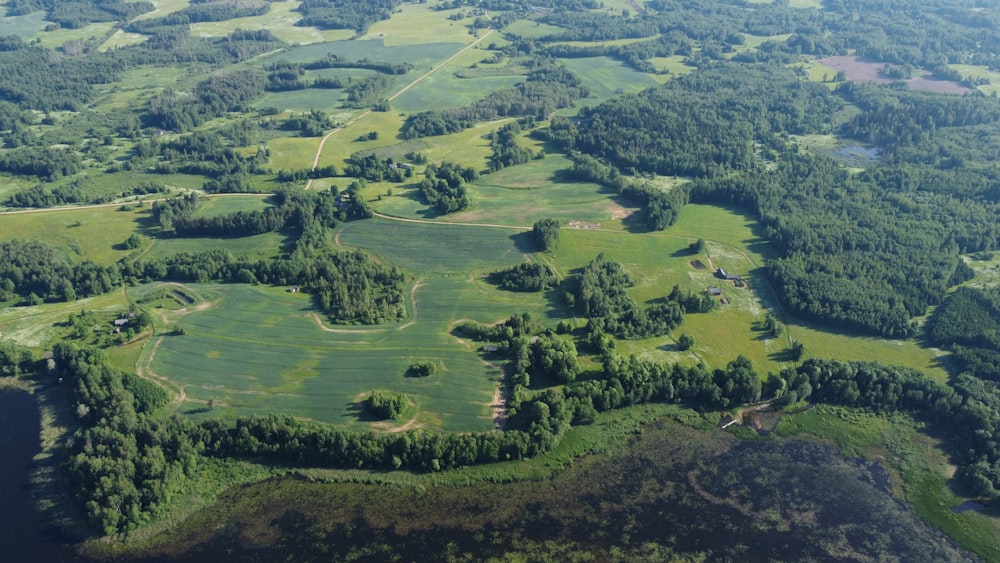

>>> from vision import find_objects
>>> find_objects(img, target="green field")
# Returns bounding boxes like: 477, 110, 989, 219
137, 279, 506, 430
559, 56, 660, 103
0, 205, 146, 266
360, 1, 482, 46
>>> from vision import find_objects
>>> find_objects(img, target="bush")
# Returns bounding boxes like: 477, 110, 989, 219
407, 362, 435, 377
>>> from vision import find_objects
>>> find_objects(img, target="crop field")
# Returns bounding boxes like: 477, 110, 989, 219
391, 70, 522, 113
138, 281, 503, 430
258, 87, 350, 112
142, 230, 290, 262
274, 39, 461, 70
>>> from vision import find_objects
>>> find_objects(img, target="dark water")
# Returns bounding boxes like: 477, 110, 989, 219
0, 390, 80, 562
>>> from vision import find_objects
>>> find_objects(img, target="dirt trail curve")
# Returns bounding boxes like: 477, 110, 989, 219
304, 29, 495, 190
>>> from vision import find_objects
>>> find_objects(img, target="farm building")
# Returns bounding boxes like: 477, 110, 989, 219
708, 287, 723, 296
716, 268, 740, 281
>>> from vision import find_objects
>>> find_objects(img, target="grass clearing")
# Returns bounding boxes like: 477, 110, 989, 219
0, 205, 147, 265
191, 194, 272, 218
34, 22, 115, 49
143, 230, 290, 262
98, 30, 149, 51
266, 136, 322, 171
503, 19, 565, 39
360, 1, 478, 46
559, 57, 659, 102
949, 64, 1000, 96
132, 0, 190, 22
0, 290, 128, 349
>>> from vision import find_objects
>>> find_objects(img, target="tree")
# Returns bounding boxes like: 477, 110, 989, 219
532, 218, 560, 251
677, 334, 695, 351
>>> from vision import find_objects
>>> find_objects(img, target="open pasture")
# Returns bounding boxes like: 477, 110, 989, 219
670, 205, 955, 379
454, 155, 626, 227
360, 1, 480, 46
140, 282, 503, 430
0, 205, 146, 266
259, 87, 349, 112
33, 21, 115, 49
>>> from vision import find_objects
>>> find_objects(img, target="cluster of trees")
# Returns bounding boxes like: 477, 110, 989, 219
364, 391, 408, 420
284, 109, 336, 137
344, 153, 411, 182
0, 146, 81, 180
489, 262, 559, 292
559, 154, 686, 231
692, 151, 979, 337
401, 65, 588, 139
295, 0, 403, 32
345, 75, 393, 109
573, 255, 685, 339
925, 286, 1000, 386
0, 341, 33, 377
0, 240, 121, 304
303, 54, 413, 75
126, 1, 271, 33
488, 121, 537, 171
8, 180, 168, 208
133, 132, 268, 186
554, 64, 837, 178
145, 70, 267, 131
532, 218, 560, 251
420, 162, 477, 214
55, 343, 191, 536
9, 0, 153, 29
151, 192, 201, 232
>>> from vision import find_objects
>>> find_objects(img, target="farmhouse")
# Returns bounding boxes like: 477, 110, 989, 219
716, 268, 740, 281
